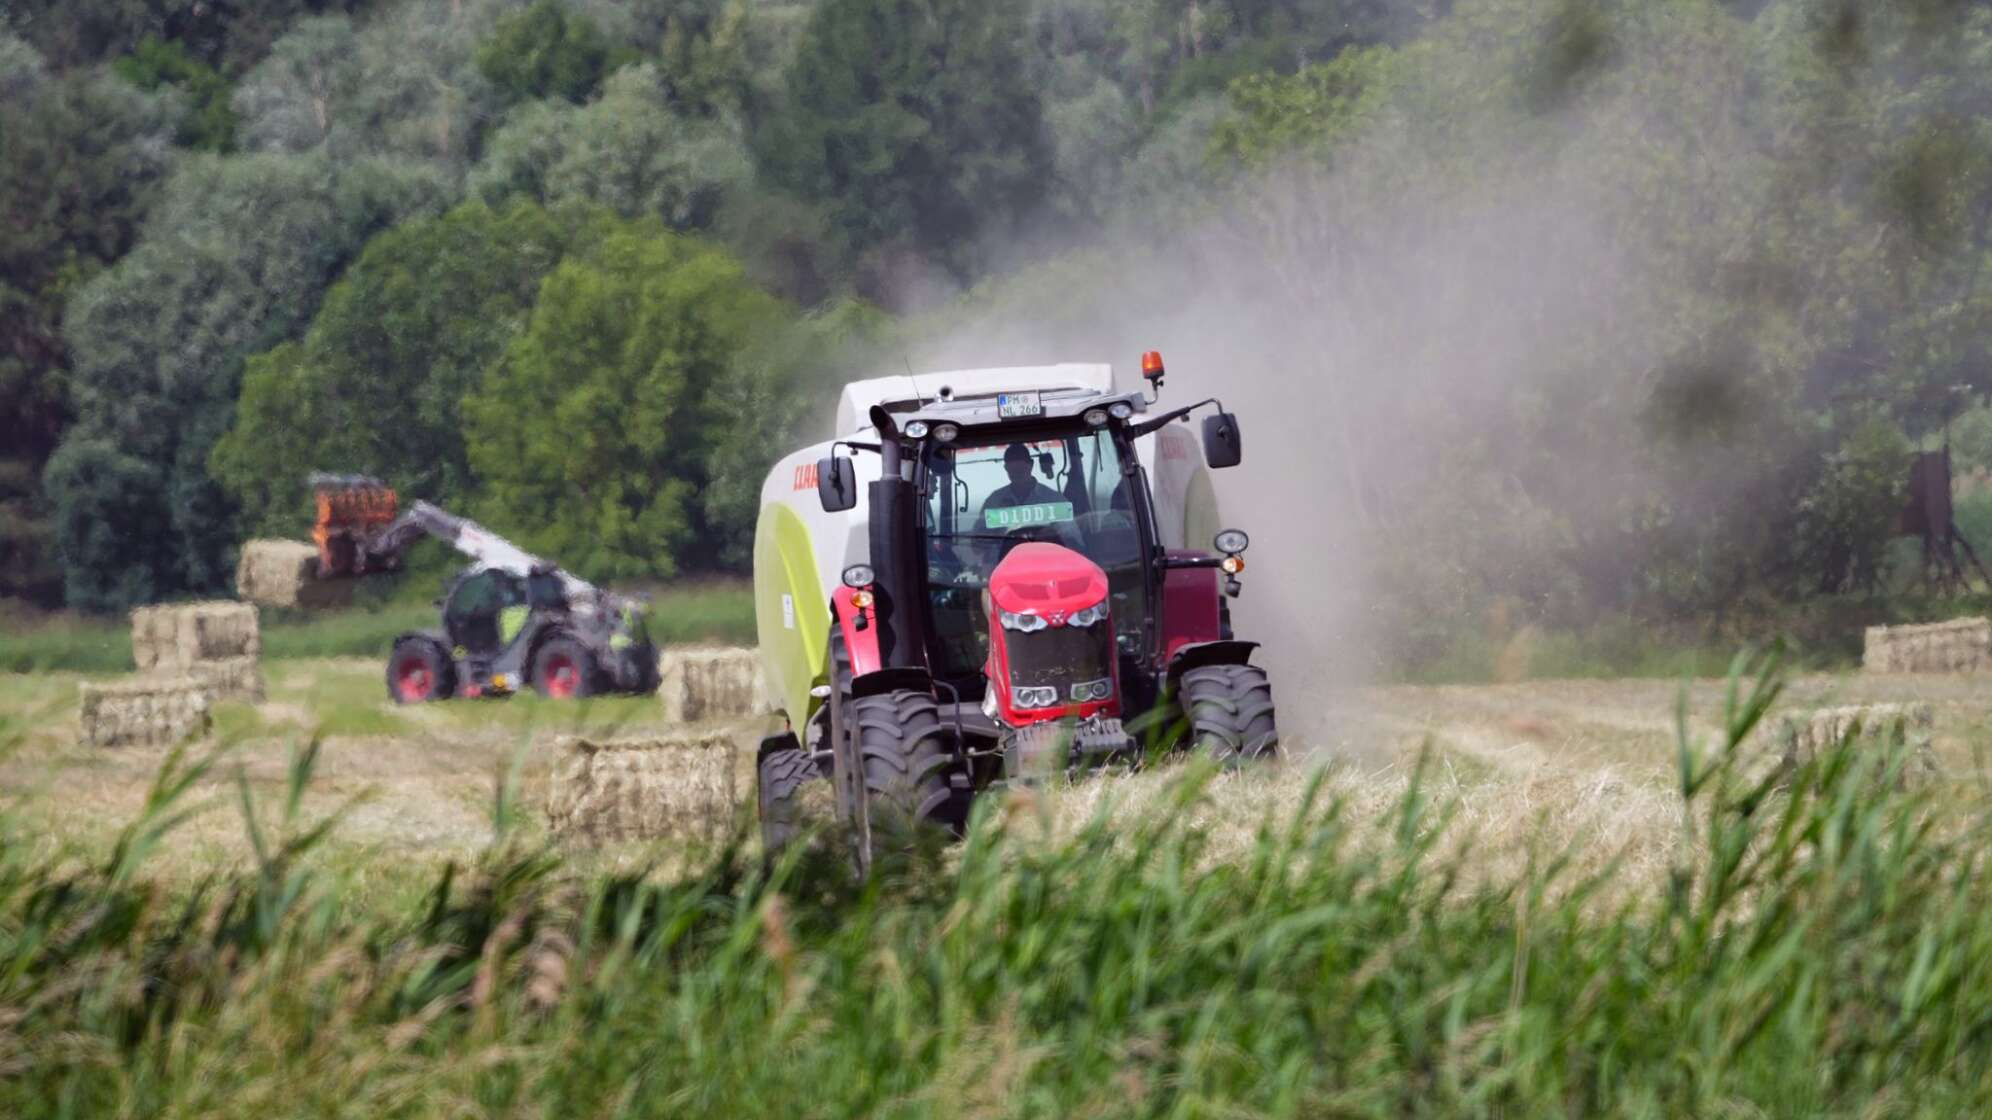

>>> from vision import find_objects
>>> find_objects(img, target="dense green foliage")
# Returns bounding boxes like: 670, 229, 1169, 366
6, 0, 1992, 686
3, 662, 1991, 1114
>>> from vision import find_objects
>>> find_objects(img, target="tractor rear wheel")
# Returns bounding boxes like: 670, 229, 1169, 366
1180, 663, 1278, 764
532, 636, 597, 699
387, 637, 454, 704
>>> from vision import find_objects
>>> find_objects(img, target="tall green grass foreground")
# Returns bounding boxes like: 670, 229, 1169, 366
3, 656, 1990, 1118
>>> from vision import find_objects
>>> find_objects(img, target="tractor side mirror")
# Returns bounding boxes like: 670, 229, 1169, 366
817, 455, 857, 513
1202, 412, 1242, 469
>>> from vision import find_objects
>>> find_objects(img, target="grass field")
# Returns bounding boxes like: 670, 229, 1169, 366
0, 579, 757, 674
3, 654, 1991, 1115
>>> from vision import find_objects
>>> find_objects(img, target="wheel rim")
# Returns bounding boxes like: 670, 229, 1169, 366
395, 659, 432, 701
544, 654, 579, 698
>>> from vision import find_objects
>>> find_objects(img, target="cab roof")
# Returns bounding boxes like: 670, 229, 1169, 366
836, 363, 1115, 435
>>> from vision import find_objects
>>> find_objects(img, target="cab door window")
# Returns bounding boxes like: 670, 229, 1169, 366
445, 570, 526, 655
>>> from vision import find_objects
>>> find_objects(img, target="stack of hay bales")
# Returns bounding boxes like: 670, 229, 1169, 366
657, 646, 770, 723
78, 677, 214, 747
1765, 702, 1937, 788
130, 600, 265, 702
1862, 618, 1992, 673
545, 732, 743, 844
236, 539, 351, 609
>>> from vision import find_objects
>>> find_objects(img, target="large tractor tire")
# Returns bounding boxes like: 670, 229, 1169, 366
1180, 663, 1278, 764
758, 736, 824, 855
532, 636, 597, 699
387, 637, 455, 704
851, 690, 960, 832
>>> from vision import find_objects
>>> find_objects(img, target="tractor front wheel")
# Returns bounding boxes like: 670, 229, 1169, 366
852, 689, 962, 840
532, 637, 597, 699
387, 637, 455, 704
1180, 663, 1278, 765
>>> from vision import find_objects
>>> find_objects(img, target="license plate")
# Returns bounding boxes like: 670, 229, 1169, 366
997, 391, 1042, 418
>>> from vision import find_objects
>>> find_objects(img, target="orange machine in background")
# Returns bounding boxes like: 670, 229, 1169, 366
310, 474, 399, 578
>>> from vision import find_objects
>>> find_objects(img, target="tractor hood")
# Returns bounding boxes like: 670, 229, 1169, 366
988, 543, 1110, 619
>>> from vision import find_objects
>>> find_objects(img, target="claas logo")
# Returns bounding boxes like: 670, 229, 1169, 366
793, 462, 820, 491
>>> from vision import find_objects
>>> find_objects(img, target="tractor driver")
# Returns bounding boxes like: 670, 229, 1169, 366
979, 443, 1064, 524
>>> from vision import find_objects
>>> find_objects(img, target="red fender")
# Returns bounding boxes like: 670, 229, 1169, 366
1160, 550, 1224, 661
831, 585, 884, 678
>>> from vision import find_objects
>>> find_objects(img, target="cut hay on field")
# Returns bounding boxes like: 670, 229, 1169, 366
1862, 618, 1992, 673
1768, 703, 1936, 787
545, 733, 741, 844
131, 601, 261, 672
78, 677, 214, 748
658, 647, 768, 724
236, 539, 351, 609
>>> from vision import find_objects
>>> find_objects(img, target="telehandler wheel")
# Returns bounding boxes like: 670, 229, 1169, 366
1180, 663, 1278, 765
532, 636, 597, 699
387, 637, 455, 703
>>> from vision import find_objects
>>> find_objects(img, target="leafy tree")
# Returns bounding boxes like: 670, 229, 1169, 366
53, 153, 448, 606
0, 39, 176, 602
476, 0, 624, 105
1209, 45, 1399, 169
112, 34, 237, 150
470, 64, 750, 230
6, 0, 388, 73
464, 220, 788, 580
757, 0, 1054, 289
213, 199, 583, 534
40, 436, 173, 611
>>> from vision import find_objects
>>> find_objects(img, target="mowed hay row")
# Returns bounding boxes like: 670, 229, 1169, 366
1764, 702, 1937, 787
237, 539, 351, 609
130, 601, 261, 672
545, 733, 745, 845
659, 647, 769, 724
79, 678, 214, 748
1862, 617, 1992, 673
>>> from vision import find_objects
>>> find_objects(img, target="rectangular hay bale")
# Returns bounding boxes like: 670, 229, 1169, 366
186, 656, 266, 702
1767, 702, 1937, 787
130, 601, 261, 672
236, 539, 351, 609
658, 646, 769, 724
79, 677, 214, 748
1862, 617, 1992, 674
545, 733, 742, 844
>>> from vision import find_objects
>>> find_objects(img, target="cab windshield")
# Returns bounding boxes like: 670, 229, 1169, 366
922, 429, 1149, 680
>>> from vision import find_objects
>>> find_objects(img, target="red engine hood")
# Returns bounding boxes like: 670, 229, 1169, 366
988, 542, 1109, 620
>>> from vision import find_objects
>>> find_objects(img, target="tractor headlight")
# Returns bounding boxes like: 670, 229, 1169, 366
1083, 408, 1109, 426
1069, 677, 1112, 702
1108, 402, 1134, 420
1213, 528, 1250, 555
1000, 610, 1048, 632
1066, 601, 1109, 627
905, 420, 931, 438
934, 423, 959, 443
842, 564, 875, 588
1012, 685, 1059, 709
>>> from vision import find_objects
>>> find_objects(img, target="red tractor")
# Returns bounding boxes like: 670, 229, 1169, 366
752, 354, 1276, 864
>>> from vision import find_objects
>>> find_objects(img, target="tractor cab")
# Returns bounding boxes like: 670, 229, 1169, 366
916, 411, 1160, 708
